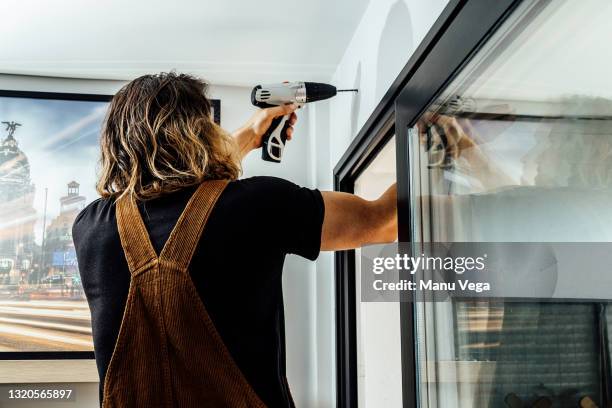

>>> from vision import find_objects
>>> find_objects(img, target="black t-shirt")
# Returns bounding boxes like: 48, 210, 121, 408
72, 176, 325, 408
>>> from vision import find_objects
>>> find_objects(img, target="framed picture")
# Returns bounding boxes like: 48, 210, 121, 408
0, 90, 220, 360
0, 90, 110, 359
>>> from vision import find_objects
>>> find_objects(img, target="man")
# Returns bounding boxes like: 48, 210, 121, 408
73, 72, 396, 407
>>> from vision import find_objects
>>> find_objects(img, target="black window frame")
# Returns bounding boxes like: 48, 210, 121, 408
333, 0, 523, 406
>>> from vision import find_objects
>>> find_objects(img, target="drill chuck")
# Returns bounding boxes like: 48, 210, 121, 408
304, 82, 337, 102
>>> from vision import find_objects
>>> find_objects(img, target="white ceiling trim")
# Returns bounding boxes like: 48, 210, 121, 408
0, 61, 336, 87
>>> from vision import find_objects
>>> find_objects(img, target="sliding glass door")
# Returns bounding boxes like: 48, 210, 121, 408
336, 0, 612, 406
405, 0, 612, 406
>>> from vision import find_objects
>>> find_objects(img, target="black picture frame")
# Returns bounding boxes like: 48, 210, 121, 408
0, 90, 112, 361
211, 99, 221, 125
0, 89, 112, 103
333, 0, 523, 406
0, 90, 221, 124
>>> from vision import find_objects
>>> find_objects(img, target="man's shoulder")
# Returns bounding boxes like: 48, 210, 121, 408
231, 176, 296, 189
226, 176, 323, 218
229, 176, 311, 196
72, 197, 116, 241
226, 176, 317, 205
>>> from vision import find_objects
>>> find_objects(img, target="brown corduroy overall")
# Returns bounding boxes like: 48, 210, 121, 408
103, 180, 266, 408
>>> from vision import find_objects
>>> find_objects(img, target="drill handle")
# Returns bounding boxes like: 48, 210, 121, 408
261, 113, 291, 163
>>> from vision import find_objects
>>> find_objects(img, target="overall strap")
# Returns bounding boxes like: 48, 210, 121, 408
159, 179, 229, 270
116, 193, 158, 275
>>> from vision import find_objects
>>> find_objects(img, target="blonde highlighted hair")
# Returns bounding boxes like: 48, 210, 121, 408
97, 72, 241, 201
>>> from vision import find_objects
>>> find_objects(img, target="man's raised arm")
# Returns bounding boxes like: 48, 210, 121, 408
321, 184, 397, 251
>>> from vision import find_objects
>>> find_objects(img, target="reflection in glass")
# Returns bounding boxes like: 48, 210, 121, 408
409, 0, 612, 406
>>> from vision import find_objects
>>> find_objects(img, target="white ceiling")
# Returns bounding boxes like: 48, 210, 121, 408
0, 0, 369, 86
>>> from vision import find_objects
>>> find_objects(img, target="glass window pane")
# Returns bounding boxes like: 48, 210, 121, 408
354, 137, 401, 407
409, 1, 612, 407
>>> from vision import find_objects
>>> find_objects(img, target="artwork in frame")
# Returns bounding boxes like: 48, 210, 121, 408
0, 91, 110, 356
0, 91, 221, 358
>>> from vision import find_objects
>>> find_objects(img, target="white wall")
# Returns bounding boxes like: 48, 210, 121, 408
0, 74, 317, 408
329, 0, 448, 161
308, 0, 448, 406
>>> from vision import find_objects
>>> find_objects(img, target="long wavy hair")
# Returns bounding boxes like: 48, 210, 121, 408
97, 72, 241, 201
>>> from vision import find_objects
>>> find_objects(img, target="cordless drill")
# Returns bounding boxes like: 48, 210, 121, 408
251, 81, 356, 163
